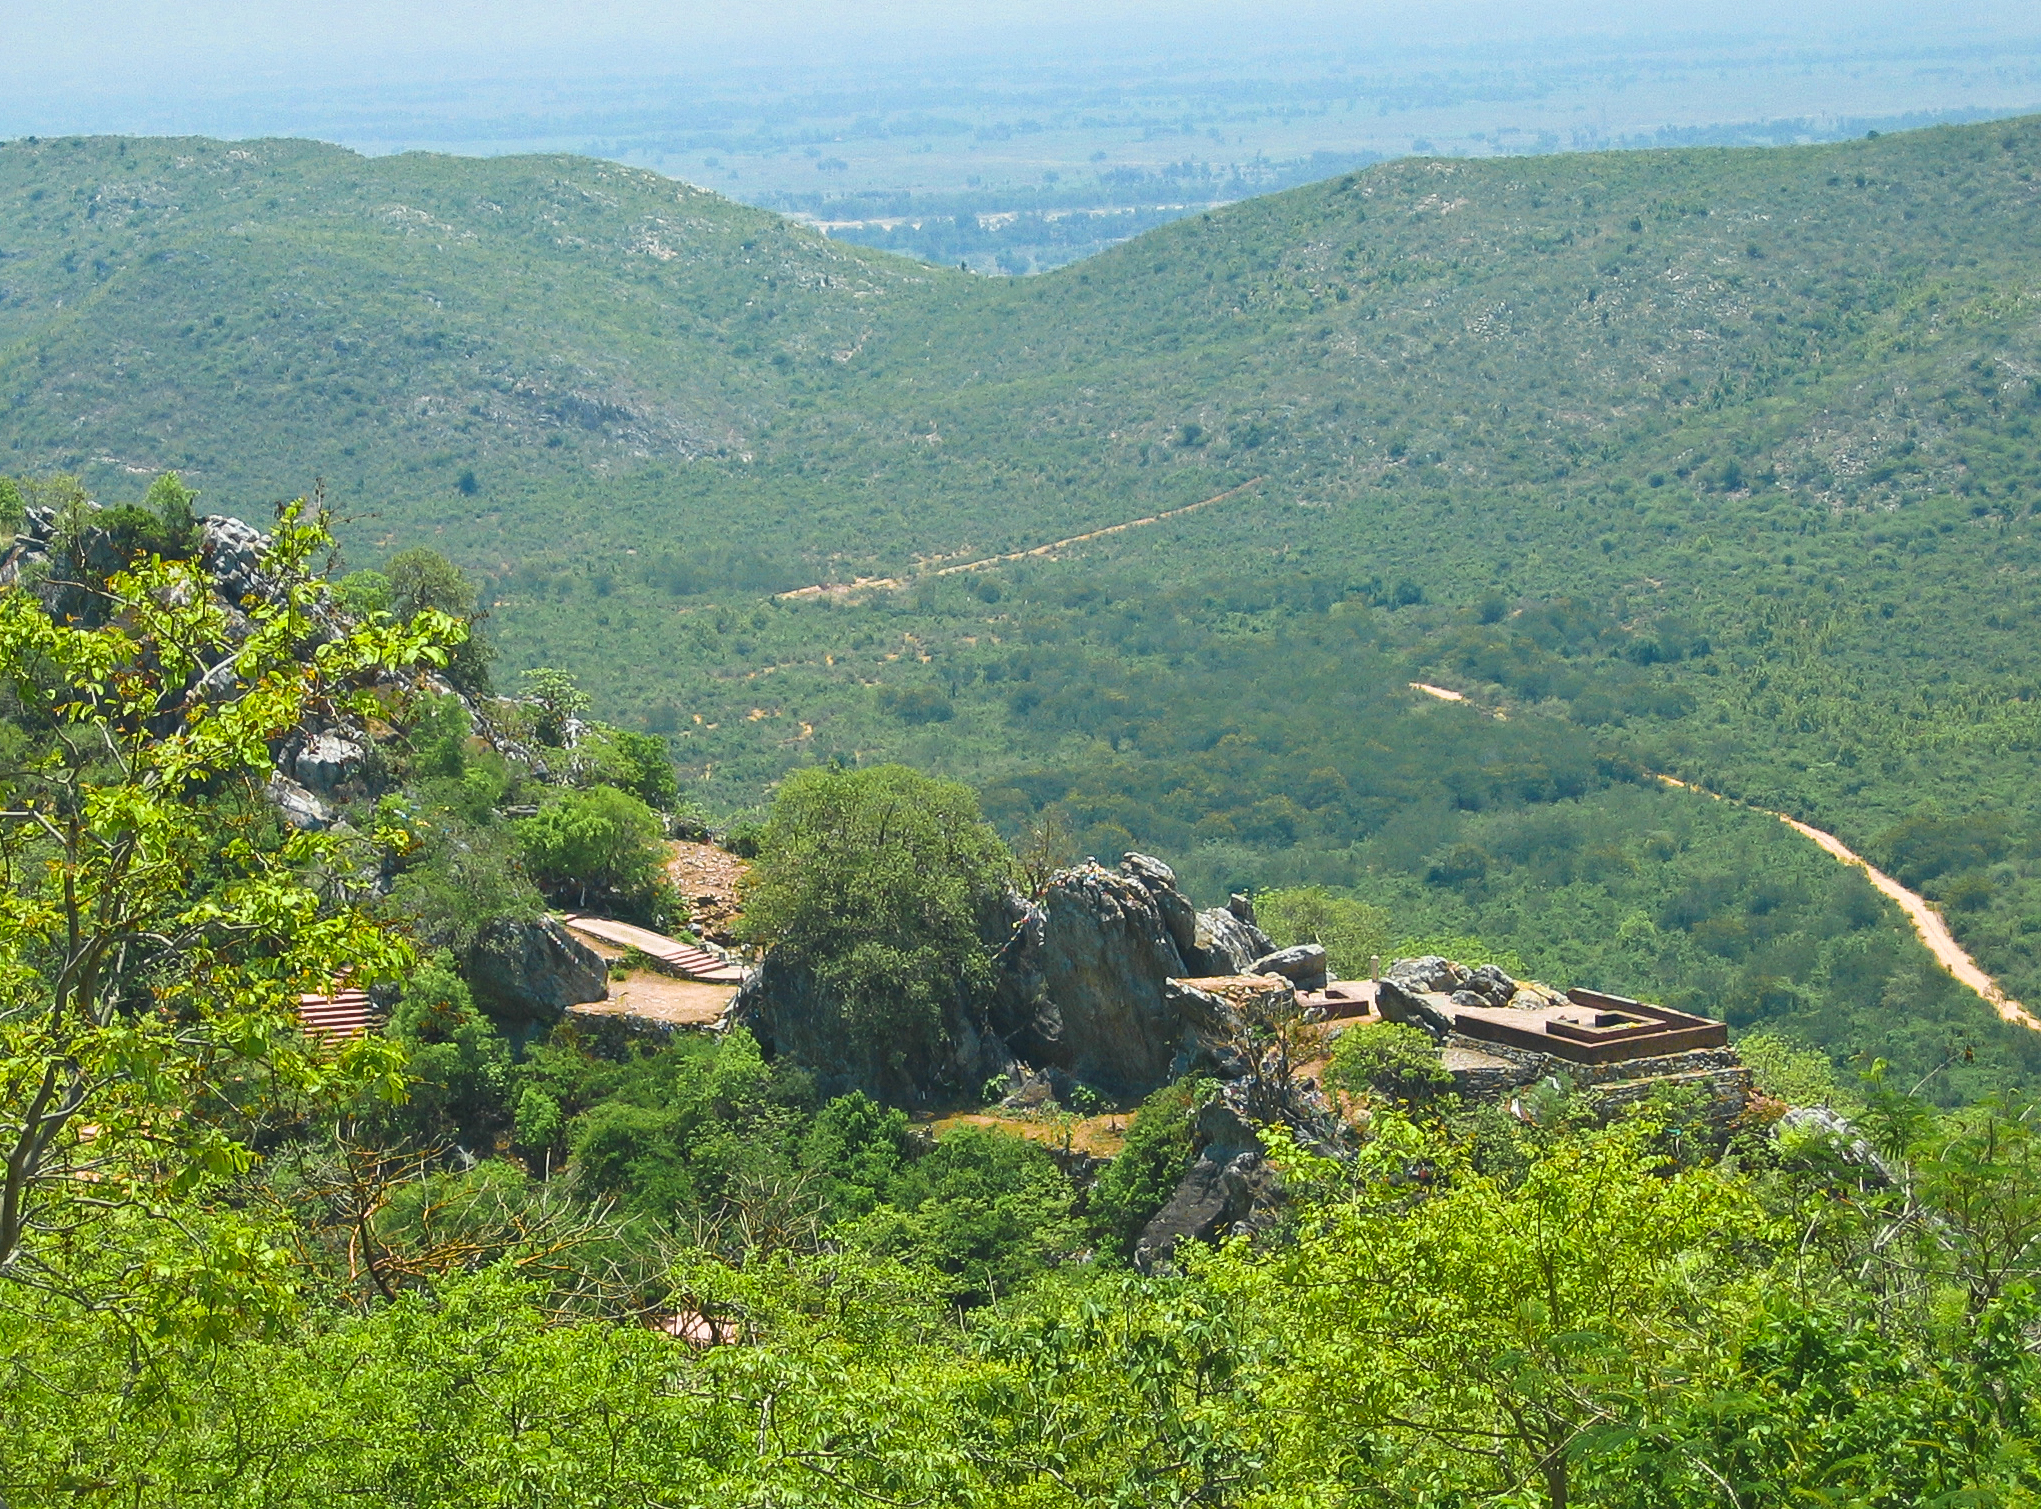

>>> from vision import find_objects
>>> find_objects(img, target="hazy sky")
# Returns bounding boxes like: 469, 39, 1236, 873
8, 0, 2039, 95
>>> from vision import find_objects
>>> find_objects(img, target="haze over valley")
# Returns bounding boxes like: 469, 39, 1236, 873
7, 8, 2041, 1501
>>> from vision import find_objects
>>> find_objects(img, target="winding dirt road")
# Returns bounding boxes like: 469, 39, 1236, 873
778, 479, 1266, 600
1409, 681, 2041, 1033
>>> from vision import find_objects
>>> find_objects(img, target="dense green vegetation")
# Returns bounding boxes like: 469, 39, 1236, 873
4, 514, 2041, 1503
737, 763, 1012, 1083
8, 118, 2041, 1084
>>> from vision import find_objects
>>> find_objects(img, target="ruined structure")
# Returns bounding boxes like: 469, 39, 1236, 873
1361, 956, 1751, 1125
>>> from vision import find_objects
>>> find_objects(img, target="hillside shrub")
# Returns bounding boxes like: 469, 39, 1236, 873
847, 1126, 1084, 1304
1088, 1076, 1213, 1257
389, 814, 544, 956
516, 784, 667, 913
1256, 886, 1397, 976
386, 546, 494, 692
1327, 1021, 1454, 1105
738, 764, 1011, 1061
362, 952, 514, 1150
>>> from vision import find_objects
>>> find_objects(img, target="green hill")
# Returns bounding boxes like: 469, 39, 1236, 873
7, 120, 2041, 1091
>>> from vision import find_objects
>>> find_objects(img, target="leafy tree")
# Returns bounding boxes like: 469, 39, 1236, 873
575, 724, 680, 810
0, 503, 452, 1288
334, 568, 395, 619
738, 764, 1010, 1068
142, 470, 198, 542
520, 666, 590, 747
848, 1125, 1085, 1304
1736, 1029, 1860, 1111
515, 784, 666, 912
362, 952, 513, 1150
386, 547, 477, 621
565, 1028, 816, 1245
386, 547, 494, 693
1256, 885, 1396, 976
799, 1090, 912, 1221
1227, 1115, 1758, 1509
1088, 1076, 1211, 1257
1326, 1021, 1455, 1106
388, 810, 544, 956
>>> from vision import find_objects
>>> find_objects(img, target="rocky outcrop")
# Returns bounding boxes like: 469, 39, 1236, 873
1249, 943, 1329, 991
737, 852, 1268, 1104
198, 514, 272, 605
1188, 905, 1276, 975
1133, 1146, 1279, 1273
1132, 1082, 1322, 1274
731, 949, 1017, 1104
289, 730, 368, 794
466, 917, 609, 1036
265, 775, 332, 831
992, 856, 1248, 1097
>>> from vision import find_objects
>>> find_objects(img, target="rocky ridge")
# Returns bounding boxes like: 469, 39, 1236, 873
0, 503, 612, 1036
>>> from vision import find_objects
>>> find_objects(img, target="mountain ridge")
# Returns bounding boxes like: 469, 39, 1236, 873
9, 117, 2041, 1091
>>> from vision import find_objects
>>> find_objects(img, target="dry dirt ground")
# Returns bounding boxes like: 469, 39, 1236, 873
925, 1111, 1132, 1158
667, 841, 748, 944
570, 973, 738, 1028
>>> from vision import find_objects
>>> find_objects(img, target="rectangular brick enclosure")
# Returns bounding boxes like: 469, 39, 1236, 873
1448, 988, 1728, 1065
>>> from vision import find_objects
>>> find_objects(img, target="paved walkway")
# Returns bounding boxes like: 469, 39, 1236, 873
558, 914, 747, 983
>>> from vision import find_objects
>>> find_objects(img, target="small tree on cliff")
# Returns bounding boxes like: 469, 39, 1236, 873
0, 501, 458, 1308
739, 765, 1011, 1075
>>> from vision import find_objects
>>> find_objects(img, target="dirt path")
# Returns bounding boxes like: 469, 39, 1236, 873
1408, 681, 2041, 1033
1656, 776, 2041, 1033
778, 479, 1264, 600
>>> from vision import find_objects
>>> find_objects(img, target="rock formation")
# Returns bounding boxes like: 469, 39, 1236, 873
736, 852, 1274, 1104
465, 917, 610, 1039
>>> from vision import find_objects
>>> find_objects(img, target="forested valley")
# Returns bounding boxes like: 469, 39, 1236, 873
4, 112, 2041, 1504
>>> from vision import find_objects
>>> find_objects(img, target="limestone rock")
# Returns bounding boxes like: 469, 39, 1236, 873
466, 917, 608, 1034
1250, 943, 1329, 991
265, 774, 331, 831
292, 731, 367, 794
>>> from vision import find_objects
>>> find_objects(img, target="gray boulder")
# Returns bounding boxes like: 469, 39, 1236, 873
466, 917, 608, 1034
265, 774, 331, 831
730, 947, 1014, 1104
994, 860, 1196, 1096
1133, 1149, 1279, 1273
1250, 943, 1330, 991
1186, 905, 1275, 975
1119, 852, 1201, 960
292, 731, 367, 794
1374, 977, 1457, 1038
1461, 963, 1518, 1006
1386, 955, 1470, 994
199, 515, 270, 605
1778, 1106, 1899, 1186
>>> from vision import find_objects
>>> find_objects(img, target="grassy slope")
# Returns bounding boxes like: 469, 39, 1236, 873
6, 122, 2041, 1091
